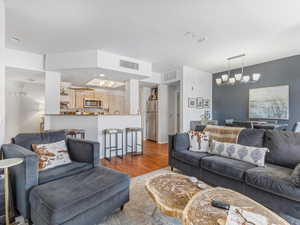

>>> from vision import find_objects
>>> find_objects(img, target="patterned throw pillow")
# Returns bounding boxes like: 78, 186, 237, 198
211, 140, 269, 167
188, 131, 210, 152
32, 140, 71, 170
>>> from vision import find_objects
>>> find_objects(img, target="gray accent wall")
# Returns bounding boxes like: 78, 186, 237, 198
212, 55, 300, 129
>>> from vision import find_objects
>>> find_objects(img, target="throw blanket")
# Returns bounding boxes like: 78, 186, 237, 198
203, 125, 244, 143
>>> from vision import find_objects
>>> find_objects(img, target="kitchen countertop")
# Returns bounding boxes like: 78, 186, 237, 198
44, 114, 140, 116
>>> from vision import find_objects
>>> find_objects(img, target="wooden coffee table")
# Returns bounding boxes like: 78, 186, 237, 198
182, 187, 290, 225
145, 173, 212, 220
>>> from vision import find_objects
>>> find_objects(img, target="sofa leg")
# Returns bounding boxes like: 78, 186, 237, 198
120, 204, 125, 211
171, 166, 174, 171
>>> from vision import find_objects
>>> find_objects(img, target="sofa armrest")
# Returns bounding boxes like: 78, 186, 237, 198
1, 144, 39, 219
66, 138, 100, 167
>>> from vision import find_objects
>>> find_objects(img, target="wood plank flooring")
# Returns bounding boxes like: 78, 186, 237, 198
101, 141, 169, 177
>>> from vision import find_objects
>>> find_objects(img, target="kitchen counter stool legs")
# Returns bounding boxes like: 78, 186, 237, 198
104, 129, 124, 161
125, 128, 143, 157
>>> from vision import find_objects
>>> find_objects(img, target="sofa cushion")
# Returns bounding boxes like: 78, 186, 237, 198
38, 162, 92, 185
12, 130, 66, 151
30, 167, 130, 225
265, 130, 300, 169
174, 150, 209, 167
173, 133, 190, 151
238, 129, 265, 147
201, 156, 256, 181
245, 164, 300, 202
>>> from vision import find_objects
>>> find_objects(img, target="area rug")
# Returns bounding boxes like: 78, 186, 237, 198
99, 168, 182, 225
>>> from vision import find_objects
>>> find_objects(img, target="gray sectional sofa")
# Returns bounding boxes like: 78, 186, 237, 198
169, 129, 300, 224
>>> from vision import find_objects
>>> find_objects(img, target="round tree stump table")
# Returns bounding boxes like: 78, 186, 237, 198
145, 173, 212, 220
182, 187, 290, 225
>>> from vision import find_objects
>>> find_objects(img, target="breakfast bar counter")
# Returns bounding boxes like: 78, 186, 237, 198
44, 114, 142, 158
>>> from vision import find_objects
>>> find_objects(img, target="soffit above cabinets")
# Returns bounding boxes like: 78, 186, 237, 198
45, 50, 152, 80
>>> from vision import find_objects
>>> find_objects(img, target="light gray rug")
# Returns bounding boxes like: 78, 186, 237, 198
99, 168, 182, 225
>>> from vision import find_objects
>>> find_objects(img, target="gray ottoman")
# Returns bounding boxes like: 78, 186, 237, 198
29, 167, 130, 225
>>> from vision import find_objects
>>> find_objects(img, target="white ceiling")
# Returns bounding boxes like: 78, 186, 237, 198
5, 0, 300, 73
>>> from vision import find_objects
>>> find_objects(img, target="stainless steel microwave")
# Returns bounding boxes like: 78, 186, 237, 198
83, 98, 101, 108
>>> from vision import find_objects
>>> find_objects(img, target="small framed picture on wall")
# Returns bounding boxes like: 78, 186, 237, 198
188, 98, 196, 108
196, 97, 203, 109
203, 99, 210, 108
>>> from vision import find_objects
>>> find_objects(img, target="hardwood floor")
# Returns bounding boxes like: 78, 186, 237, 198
101, 140, 169, 177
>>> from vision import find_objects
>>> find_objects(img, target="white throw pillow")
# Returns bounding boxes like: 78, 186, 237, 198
211, 140, 269, 167
199, 132, 210, 152
189, 132, 200, 152
32, 140, 71, 170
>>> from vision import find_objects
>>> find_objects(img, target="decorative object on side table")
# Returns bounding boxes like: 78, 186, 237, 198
182, 187, 290, 225
0, 158, 23, 225
145, 173, 212, 220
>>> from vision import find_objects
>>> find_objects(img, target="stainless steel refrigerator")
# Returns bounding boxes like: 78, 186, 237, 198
146, 100, 157, 141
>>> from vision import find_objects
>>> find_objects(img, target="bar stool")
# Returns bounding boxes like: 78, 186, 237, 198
65, 129, 85, 139
103, 128, 124, 161
125, 127, 143, 156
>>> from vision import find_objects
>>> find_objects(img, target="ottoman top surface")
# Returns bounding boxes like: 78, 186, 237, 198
30, 166, 130, 224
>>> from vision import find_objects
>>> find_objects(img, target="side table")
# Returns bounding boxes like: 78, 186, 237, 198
0, 159, 23, 225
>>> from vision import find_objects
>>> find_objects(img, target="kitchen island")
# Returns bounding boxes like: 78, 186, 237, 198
44, 114, 142, 158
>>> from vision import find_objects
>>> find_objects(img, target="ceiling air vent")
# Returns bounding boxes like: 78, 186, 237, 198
120, 60, 139, 71
163, 70, 177, 81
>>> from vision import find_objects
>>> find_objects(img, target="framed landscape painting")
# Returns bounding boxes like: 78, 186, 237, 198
249, 85, 289, 120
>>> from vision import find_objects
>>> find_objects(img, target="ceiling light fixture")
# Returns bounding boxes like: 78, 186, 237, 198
86, 78, 124, 89
98, 74, 105, 77
216, 54, 261, 86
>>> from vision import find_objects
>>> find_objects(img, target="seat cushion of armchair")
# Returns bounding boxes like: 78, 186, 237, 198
245, 164, 300, 202
30, 167, 130, 225
38, 162, 93, 185
201, 156, 256, 181
174, 150, 209, 167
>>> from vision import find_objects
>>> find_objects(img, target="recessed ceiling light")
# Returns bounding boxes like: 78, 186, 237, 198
99, 74, 105, 77
86, 78, 124, 89
11, 36, 21, 43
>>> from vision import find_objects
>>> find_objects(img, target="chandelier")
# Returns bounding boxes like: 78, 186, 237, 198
216, 54, 261, 86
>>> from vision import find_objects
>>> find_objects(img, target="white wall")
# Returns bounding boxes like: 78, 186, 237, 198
45, 71, 61, 114
168, 83, 180, 134
181, 66, 212, 132
0, 0, 5, 145
157, 84, 168, 143
125, 79, 139, 114
5, 80, 45, 142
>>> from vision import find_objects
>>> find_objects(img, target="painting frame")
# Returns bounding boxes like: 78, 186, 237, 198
249, 85, 289, 120
188, 98, 196, 108
196, 97, 203, 109
203, 99, 210, 108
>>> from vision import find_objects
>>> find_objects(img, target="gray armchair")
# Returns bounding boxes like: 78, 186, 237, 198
1, 130, 100, 219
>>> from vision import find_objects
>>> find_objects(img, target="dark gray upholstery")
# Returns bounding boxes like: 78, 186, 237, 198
265, 130, 300, 169
1, 131, 100, 219
12, 130, 66, 150
174, 150, 209, 167
173, 133, 190, 151
38, 162, 93, 185
169, 129, 300, 223
30, 167, 130, 225
238, 129, 265, 147
201, 156, 256, 181
245, 164, 300, 202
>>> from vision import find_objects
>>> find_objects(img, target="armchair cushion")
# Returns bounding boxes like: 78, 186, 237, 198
12, 130, 66, 150
38, 162, 92, 185
66, 138, 100, 167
